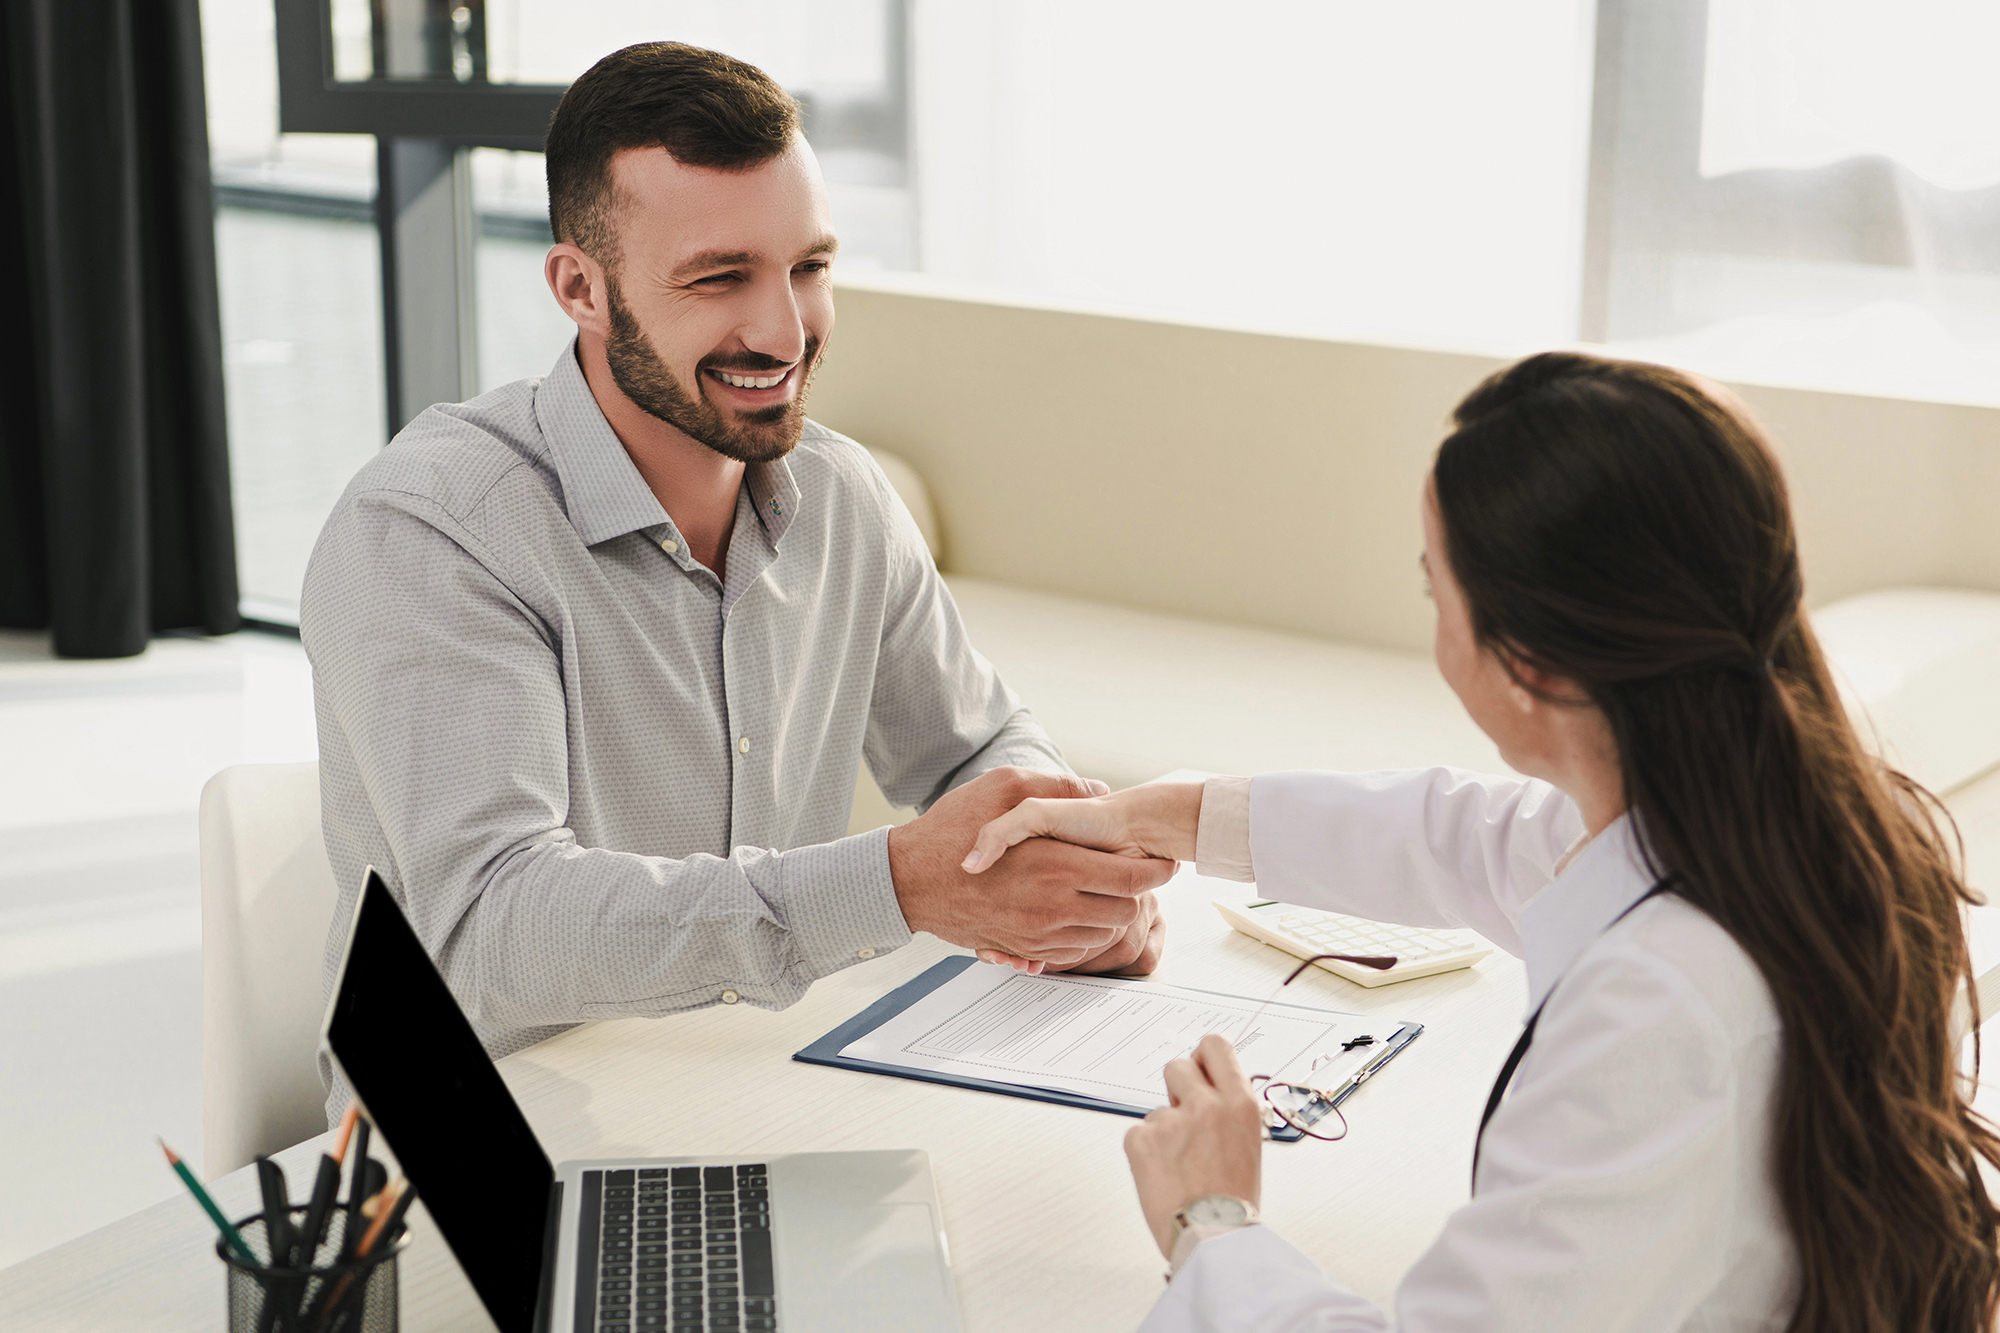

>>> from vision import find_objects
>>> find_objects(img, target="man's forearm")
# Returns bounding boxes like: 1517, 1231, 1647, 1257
428, 830, 913, 1031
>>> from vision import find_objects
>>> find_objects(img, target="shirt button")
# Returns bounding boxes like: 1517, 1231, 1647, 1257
856, 947, 876, 959
720, 989, 740, 1004
737, 736, 750, 754
660, 539, 678, 554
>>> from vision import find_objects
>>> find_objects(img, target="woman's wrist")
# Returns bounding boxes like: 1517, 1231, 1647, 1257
1116, 781, 1204, 862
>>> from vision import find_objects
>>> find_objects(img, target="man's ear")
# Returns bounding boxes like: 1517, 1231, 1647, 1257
546, 242, 610, 338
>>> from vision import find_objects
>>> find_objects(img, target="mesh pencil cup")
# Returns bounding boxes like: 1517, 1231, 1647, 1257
218, 1205, 409, 1333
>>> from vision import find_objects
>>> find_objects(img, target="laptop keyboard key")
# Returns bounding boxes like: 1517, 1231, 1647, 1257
738, 1227, 774, 1298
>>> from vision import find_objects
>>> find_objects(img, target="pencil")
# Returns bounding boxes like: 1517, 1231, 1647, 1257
158, 1138, 259, 1266
330, 1104, 361, 1163
310, 1178, 411, 1333
351, 1177, 408, 1258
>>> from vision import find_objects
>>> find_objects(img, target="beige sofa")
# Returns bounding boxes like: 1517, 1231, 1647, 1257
822, 280, 2000, 918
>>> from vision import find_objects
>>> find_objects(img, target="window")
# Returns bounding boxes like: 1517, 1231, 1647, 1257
1585, 0, 2000, 405
204, 0, 384, 623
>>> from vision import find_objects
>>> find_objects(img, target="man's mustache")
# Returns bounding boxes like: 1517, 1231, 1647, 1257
701, 341, 819, 376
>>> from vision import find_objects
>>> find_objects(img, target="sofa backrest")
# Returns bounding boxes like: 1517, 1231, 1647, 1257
810, 275, 2000, 656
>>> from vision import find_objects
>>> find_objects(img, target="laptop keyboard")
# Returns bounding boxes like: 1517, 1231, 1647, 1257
579, 1165, 777, 1332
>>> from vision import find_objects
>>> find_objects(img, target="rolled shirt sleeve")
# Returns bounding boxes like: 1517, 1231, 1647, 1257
1195, 775, 1256, 881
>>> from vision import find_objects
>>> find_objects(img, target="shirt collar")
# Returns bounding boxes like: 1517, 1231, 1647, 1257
744, 455, 800, 546
1518, 812, 1660, 1015
534, 339, 802, 551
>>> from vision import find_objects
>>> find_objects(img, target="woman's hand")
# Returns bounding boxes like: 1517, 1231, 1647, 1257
964, 781, 1201, 972
960, 781, 1203, 875
1124, 1033, 1265, 1257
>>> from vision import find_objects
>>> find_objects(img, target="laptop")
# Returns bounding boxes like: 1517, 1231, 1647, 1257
322, 868, 962, 1333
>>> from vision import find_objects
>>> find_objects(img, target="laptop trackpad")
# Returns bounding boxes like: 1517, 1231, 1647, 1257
770, 1153, 959, 1332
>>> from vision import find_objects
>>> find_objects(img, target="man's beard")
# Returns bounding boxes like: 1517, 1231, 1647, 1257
603, 278, 821, 465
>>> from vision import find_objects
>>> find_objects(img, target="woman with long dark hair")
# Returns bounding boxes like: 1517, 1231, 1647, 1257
962, 352, 2000, 1330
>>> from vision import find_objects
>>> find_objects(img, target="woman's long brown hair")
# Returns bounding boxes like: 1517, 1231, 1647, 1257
1433, 352, 2000, 1332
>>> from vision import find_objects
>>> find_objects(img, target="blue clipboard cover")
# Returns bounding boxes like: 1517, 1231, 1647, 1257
793, 955, 1424, 1143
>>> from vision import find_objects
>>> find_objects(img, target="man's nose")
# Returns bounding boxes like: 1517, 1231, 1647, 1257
736, 273, 806, 364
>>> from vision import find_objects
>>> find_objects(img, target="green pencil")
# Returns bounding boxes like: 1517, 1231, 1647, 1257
158, 1137, 259, 1266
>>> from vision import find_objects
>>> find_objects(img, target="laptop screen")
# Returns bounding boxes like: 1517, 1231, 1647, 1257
325, 869, 557, 1333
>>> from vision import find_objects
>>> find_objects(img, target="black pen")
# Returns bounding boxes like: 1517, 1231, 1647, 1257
254, 1157, 292, 1265
254, 1157, 299, 1333
294, 1156, 341, 1269
373, 1178, 418, 1244
297, 1106, 362, 1266
340, 1157, 387, 1263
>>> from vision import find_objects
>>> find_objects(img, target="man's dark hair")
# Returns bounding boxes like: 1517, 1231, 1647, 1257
544, 42, 801, 267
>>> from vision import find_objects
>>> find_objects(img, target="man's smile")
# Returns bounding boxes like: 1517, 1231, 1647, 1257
704, 363, 798, 401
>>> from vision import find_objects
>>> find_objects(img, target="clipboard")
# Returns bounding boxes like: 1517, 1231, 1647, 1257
793, 954, 1424, 1143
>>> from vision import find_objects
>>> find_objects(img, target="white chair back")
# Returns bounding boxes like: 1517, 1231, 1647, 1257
199, 762, 339, 1176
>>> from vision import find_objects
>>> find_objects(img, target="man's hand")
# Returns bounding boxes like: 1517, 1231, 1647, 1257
974, 888, 1163, 976
1044, 890, 1164, 975
888, 768, 1176, 968
1125, 1033, 1265, 1258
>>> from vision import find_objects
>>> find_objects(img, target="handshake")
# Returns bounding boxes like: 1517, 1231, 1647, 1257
883, 767, 1202, 978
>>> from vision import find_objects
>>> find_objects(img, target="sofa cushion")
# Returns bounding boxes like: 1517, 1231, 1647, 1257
1815, 587, 2000, 796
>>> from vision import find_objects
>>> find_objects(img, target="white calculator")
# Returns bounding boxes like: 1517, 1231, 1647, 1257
1214, 899, 1494, 987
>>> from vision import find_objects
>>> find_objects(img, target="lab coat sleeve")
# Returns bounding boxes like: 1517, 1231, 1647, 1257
1247, 768, 1587, 956
1141, 1225, 1389, 1332
1135, 932, 1757, 1332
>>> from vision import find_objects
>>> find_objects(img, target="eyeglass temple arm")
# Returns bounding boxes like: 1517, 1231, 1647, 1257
1284, 952, 1396, 982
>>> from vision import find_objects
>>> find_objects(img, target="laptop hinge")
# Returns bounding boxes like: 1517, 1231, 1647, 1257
532, 1179, 565, 1333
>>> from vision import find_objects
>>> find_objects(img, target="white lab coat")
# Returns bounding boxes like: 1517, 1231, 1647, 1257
1141, 768, 1793, 1332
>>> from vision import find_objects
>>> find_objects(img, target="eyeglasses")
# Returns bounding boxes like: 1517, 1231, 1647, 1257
1239, 953, 1400, 1142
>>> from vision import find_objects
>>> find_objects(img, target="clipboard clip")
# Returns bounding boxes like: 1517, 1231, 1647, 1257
1252, 1024, 1418, 1141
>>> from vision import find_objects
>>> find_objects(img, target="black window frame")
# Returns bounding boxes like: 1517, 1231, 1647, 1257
273, 0, 562, 147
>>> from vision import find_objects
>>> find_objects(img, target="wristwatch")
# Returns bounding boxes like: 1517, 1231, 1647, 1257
1168, 1193, 1260, 1253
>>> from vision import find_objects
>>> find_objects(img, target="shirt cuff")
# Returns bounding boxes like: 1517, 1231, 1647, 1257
1169, 1221, 1257, 1275
765, 826, 915, 979
1194, 775, 1255, 881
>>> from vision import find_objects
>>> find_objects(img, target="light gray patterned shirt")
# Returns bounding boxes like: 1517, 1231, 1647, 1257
301, 341, 1065, 1108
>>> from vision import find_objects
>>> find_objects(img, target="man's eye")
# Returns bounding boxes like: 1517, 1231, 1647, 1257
693, 272, 739, 287
796, 260, 830, 275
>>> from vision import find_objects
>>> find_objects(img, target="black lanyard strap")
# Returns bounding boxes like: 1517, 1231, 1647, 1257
1471, 878, 1671, 1193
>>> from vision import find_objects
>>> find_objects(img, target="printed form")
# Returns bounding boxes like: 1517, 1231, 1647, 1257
839, 962, 1400, 1110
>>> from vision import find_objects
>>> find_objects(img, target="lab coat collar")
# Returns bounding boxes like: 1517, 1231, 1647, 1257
1518, 812, 1660, 1016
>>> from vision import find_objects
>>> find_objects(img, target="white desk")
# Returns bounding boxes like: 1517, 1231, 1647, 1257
0, 863, 1532, 1331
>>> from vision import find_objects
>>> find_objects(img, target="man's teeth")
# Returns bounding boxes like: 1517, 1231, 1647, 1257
717, 370, 787, 389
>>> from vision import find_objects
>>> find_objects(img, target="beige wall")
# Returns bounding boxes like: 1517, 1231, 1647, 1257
809, 278, 2000, 654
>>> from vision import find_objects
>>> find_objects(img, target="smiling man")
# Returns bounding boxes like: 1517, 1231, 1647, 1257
300, 43, 1169, 1113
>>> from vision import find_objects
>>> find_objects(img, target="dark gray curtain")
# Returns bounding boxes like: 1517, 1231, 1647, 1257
0, 0, 239, 658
